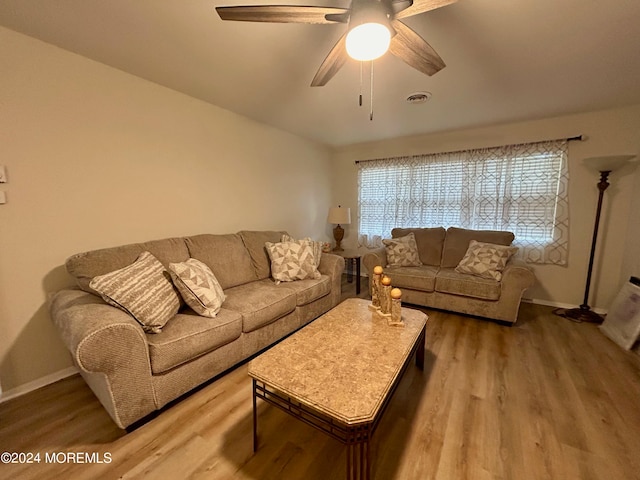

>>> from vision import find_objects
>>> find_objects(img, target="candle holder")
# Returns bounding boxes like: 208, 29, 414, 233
368, 265, 383, 312
379, 275, 392, 318
388, 288, 404, 327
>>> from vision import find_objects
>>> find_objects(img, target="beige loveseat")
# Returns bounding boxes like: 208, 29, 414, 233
363, 227, 535, 324
49, 230, 344, 429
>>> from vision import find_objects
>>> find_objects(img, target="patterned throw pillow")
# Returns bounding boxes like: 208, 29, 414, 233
265, 240, 321, 284
169, 258, 226, 318
281, 234, 322, 268
89, 251, 180, 333
383, 233, 423, 267
455, 240, 519, 281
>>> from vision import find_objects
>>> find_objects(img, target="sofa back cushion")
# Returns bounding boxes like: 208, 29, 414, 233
392, 227, 446, 266
185, 234, 257, 289
239, 230, 287, 280
441, 227, 515, 268
66, 237, 190, 295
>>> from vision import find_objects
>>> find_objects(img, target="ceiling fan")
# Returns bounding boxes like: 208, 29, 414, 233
215, 0, 457, 87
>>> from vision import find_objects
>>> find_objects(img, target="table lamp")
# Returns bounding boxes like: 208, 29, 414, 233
327, 205, 351, 252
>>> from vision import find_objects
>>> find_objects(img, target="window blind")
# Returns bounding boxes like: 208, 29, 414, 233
357, 140, 569, 265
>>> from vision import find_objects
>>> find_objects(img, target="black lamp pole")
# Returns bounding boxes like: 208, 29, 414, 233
561, 170, 611, 323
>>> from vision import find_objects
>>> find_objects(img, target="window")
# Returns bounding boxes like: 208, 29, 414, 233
357, 140, 569, 265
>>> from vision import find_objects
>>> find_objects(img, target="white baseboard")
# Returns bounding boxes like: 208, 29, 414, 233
522, 297, 607, 315
0, 366, 78, 404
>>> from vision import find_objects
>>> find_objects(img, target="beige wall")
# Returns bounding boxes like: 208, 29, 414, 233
3, 25, 639, 397
0, 28, 332, 394
621, 167, 640, 284
331, 104, 640, 310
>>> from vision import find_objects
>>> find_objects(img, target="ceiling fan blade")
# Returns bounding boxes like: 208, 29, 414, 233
311, 33, 348, 86
390, 0, 413, 15
394, 0, 457, 19
389, 20, 445, 76
216, 5, 349, 24
324, 12, 350, 23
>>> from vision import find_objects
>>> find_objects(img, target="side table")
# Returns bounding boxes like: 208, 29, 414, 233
334, 250, 361, 295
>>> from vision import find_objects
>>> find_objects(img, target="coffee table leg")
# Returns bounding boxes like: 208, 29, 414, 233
253, 379, 258, 452
416, 327, 425, 370
346, 428, 371, 480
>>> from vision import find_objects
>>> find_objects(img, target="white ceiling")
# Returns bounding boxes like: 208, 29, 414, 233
2, 0, 640, 147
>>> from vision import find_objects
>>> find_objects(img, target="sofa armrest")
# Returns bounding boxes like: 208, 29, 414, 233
363, 247, 387, 276
318, 252, 343, 277
318, 253, 345, 307
49, 289, 157, 428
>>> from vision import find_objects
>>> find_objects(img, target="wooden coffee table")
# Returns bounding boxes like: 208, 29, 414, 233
249, 298, 427, 480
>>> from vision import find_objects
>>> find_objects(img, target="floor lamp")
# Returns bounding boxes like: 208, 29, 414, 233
557, 155, 637, 323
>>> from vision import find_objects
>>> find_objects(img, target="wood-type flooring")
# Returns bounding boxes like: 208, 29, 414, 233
1, 277, 639, 479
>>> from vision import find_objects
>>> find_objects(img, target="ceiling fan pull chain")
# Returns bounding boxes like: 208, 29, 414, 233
359, 61, 363, 107
370, 60, 374, 121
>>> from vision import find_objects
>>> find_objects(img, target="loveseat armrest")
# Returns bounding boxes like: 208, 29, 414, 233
319, 253, 345, 307
502, 258, 536, 289
495, 258, 536, 323
363, 247, 387, 277
49, 289, 157, 429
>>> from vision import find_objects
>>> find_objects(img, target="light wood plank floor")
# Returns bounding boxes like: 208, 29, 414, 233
2, 280, 640, 479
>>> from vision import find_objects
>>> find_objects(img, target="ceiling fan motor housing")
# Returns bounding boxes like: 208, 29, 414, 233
348, 0, 394, 31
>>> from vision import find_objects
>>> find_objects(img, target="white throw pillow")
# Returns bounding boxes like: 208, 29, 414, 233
281, 234, 323, 268
266, 240, 321, 284
169, 258, 226, 318
89, 251, 180, 333
455, 240, 519, 281
383, 232, 423, 267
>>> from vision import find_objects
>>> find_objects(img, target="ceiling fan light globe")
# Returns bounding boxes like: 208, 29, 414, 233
346, 23, 391, 61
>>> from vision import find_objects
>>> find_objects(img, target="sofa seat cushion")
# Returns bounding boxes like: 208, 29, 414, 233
435, 268, 501, 300
223, 279, 297, 333
278, 275, 331, 306
384, 266, 438, 292
147, 309, 243, 374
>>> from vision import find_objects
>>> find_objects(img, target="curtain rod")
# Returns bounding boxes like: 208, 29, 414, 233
354, 135, 584, 164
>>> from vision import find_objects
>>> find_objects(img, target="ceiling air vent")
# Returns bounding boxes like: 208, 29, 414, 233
406, 92, 432, 104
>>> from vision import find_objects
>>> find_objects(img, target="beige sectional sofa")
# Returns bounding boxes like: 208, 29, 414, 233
363, 227, 535, 324
49, 230, 344, 429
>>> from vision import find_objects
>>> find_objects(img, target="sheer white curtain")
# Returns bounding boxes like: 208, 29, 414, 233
357, 140, 569, 265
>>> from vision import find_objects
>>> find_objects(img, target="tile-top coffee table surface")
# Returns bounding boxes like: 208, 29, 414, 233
249, 297, 427, 480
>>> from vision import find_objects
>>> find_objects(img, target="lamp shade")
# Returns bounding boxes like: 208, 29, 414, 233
327, 206, 351, 225
583, 155, 637, 173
